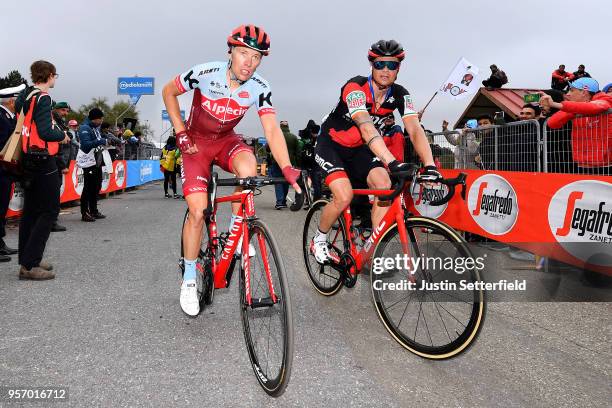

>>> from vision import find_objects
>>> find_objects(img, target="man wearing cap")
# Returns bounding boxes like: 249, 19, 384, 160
51, 101, 72, 232
78, 108, 108, 221
0, 84, 25, 262
542, 77, 612, 175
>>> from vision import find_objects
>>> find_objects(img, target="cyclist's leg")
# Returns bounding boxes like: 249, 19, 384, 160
216, 135, 256, 215
366, 167, 392, 229
217, 136, 257, 256
180, 147, 213, 315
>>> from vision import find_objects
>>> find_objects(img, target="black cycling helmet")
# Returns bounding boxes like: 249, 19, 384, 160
368, 40, 405, 61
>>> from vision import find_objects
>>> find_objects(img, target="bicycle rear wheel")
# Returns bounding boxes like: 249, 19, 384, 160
371, 217, 486, 359
302, 200, 347, 296
239, 220, 294, 396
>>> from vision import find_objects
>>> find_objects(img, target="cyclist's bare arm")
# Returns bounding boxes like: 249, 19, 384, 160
260, 113, 301, 192
162, 80, 187, 133
352, 110, 396, 165
403, 115, 435, 166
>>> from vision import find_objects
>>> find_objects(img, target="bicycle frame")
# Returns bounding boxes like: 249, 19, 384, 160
332, 188, 411, 275
206, 188, 277, 306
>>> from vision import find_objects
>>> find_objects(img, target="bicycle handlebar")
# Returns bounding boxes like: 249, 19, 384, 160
379, 167, 467, 205
216, 176, 287, 188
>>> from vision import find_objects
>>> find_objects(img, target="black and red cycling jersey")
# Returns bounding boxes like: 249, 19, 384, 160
321, 75, 418, 148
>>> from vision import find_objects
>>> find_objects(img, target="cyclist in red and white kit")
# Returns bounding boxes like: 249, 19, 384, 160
311, 40, 440, 264
163, 25, 301, 316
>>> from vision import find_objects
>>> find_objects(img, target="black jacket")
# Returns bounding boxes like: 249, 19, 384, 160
52, 111, 71, 169
0, 105, 16, 150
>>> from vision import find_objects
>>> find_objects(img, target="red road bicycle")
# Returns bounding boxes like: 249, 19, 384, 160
180, 173, 294, 396
302, 167, 486, 359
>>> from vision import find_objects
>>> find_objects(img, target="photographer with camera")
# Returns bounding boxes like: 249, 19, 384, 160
15, 61, 70, 280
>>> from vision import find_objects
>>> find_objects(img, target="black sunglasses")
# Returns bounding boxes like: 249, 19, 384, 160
372, 60, 400, 70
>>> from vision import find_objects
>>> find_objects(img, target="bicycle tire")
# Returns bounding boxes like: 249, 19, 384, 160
302, 199, 347, 296
239, 220, 294, 396
370, 217, 486, 359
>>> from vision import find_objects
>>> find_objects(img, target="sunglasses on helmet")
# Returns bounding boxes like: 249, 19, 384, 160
372, 60, 400, 71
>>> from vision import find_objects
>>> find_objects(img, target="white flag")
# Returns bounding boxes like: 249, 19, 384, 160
439, 57, 480, 100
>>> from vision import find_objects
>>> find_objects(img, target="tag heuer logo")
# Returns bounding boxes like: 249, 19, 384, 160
346, 90, 366, 109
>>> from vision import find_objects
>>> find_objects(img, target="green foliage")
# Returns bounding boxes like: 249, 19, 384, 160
0, 70, 28, 88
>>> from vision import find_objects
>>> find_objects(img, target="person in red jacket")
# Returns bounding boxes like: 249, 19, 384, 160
551, 64, 574, 91
541, 77, 612, 175
380, 116, 405, 161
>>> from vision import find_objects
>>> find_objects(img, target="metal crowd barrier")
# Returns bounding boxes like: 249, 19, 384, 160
428, 110, 610, 175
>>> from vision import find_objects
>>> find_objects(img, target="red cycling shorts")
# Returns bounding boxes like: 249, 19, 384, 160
180, 134, 253, 196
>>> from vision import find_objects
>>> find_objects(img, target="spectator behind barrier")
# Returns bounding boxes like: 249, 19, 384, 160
499, 104, 540, 172
551, 64, 574, 91
542, 77, 612, 175
441, 119, 479, 169
603, 83, 612, 95
482, 64, 508, 89
380, 116, 405, 161
540, 89, 576, 174
473, 115, 495, 170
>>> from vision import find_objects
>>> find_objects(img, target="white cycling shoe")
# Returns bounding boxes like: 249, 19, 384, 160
310, 239, 340, 264
180, 279, 200, 316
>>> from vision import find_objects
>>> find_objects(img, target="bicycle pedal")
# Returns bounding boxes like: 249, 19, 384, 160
250, 297, 276, 309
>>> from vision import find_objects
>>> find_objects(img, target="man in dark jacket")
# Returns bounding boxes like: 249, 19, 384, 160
482, 65, 508, 89
572, 65, 591, 81
78, 108, 108, 221
0, 84, 25, 262
51, 101, 71, 232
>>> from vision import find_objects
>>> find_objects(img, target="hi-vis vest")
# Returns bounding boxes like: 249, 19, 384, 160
21, 91, 59, 155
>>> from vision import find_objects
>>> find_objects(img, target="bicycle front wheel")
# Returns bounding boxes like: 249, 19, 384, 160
239, 220, 294, 396
302, 199, 347, 296
371, 217, 486, 359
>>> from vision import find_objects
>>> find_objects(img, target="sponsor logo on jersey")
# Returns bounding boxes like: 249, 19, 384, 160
258, 92, 273, 108
198, 67, 220, 75
403, 94, 416, 113
183, 70, 199, 89
467, 174, 518, 235
548, 180, 612, 267
346, 90, 367, 109
238, 91, 250, 99
250, 76, 268, 89
200, 95, 249, 121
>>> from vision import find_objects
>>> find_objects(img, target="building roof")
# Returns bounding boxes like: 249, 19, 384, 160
453, 87, 544, 129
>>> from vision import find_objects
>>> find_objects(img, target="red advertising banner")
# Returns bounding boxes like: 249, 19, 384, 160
407, 170, 612, 275
6, 160, 127, 218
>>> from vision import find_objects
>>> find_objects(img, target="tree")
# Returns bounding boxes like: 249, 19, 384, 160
0, 70, 28, 88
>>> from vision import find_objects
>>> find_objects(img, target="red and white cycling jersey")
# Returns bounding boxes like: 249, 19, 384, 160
174, 61, 275, 140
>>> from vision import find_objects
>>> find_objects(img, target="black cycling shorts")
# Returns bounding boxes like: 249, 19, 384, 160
314, 132, 385, 188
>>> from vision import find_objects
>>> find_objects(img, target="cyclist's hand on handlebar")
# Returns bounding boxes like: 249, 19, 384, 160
418, 165, 442, 186
388, 160, 413, 174
176, 130, 198, 154
282, 166, 302, 194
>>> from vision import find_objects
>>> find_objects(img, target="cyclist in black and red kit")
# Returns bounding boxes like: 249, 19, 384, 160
311, 40, 440, 264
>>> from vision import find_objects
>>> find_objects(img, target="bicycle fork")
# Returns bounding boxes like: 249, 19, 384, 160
242, 193, 278, 309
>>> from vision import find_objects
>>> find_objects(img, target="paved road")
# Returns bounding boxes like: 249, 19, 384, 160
1, 180, 610, 407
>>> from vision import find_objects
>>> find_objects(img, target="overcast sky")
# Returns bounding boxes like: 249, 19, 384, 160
3, 0, 611, 143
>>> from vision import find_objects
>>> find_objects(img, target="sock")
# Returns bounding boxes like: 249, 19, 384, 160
314, 228, 328, 243
183, 258, 197, 281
